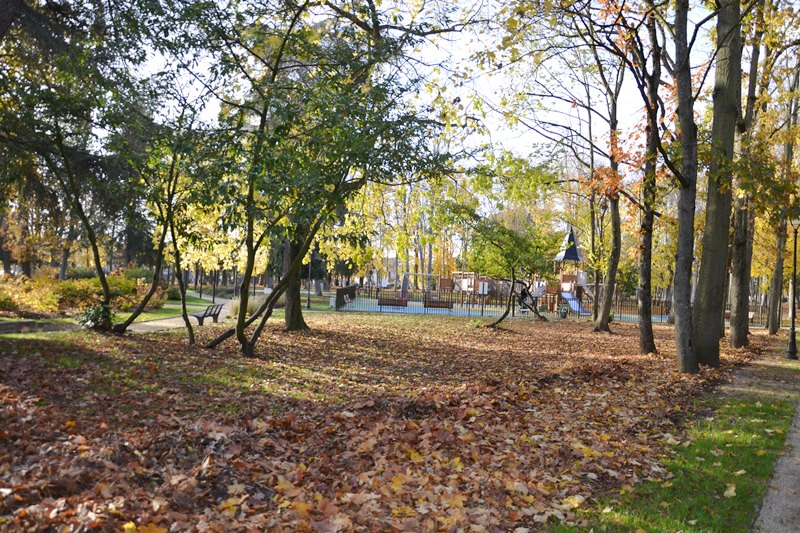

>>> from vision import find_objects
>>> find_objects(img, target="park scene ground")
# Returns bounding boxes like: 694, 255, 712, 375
2, 313, 799, 531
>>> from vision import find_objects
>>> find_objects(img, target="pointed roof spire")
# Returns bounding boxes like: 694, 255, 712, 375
554, 226, 584, 262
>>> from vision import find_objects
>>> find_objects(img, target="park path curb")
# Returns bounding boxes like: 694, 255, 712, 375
753, 399, 800, 532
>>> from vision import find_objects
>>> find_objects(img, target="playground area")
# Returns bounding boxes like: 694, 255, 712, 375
335, 283, 674, 323
334, 229, 771, 326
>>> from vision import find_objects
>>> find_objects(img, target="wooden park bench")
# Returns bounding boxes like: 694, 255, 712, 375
724, 310, 756, 324
378, 297, 408, 309
423, 298, 453, 310
190, 304, 224, 325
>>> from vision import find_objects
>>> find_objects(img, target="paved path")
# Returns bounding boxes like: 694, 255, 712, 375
724, 342, 800, 533
127, 291, 235, 333
754, 400, 800, 532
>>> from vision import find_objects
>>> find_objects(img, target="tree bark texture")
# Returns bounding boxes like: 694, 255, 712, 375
730, 0, 766, 347
596, 196, 620, 332
768, 222, 787, 335
673, 0, 699, 373
637, 149, 656, 353
729, 196, 749, 347
283, 236, 309, 331
693, 0, 741, 366
632, 2, 660, 351
0, 0, 22, 43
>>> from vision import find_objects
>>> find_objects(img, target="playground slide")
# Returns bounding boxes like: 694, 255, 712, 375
560, 292, 592, 315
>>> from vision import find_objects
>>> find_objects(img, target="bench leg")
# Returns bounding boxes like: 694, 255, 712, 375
212, 315, 219, 323
196, 317, 205, 326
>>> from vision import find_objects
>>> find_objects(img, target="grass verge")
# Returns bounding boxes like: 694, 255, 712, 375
116, 299, 213, 323
550, 343, 800, 533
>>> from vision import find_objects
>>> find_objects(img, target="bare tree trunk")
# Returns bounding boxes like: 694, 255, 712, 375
590, 192, 598, 322
731, 0, 767, 346
1, 249, 10, 275
284, 235, 309, 331
768, 222, 788, 334
674, 0, 699, 373
694, 0, 741, 365
487, 268, 515, 328
637, 198, 656, 352
58, 246, 70, 280
0, 0, 22, 43
729, 198, 750, 347
113, 222, 168, 333
596, 196, 620, 332
170, 217, 195, 345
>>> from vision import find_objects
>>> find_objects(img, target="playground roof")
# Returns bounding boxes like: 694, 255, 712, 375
554, 227, 584, 262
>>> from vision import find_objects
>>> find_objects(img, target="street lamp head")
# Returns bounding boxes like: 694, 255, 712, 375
792, 217, 800, 229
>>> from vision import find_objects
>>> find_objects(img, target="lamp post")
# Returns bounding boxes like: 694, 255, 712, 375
788, 217, 800, 360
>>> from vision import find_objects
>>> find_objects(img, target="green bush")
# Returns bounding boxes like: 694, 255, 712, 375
0, 289, 17, 311
0, 273, 167, 316
15, 275, 61, 313
107, 275, 138, 298
76, 303, 113, 330
58, 279, 101, 310
123, 267, 154, 280
166, 285, 181, 300
66, 267, 97, 279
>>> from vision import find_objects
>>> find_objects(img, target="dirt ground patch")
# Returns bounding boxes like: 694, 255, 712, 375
0, 315, 757, 530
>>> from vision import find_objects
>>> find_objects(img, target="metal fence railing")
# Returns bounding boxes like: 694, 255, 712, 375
335, 286, 783, 327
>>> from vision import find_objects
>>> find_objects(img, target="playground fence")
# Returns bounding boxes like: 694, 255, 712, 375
335, 286, 779, 327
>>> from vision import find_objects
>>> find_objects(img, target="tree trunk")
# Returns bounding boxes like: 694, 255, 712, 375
674, 0, 699, 373
487, 268, 515, 328
637, 162, 656, 353
314, 278, 323, 296
113, 221, 169, 333
595, 196, 620, 332
693, 0, 741, 365
58, 246, 69, 280
768, 221, 787, 334
284, 235, 309, 331
170, 218, 195, 345
729, 197, 750, 347
633, 3, 660, 353
0, 0, 22, 43
1, 249, 10, 276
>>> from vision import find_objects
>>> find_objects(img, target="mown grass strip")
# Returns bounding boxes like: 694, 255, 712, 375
551, 356, 800, 533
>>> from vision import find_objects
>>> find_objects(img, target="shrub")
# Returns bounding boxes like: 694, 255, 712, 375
229, 293, 285, 318
66, 267, 97, 279
145, 287, 167, 310
123, 267, 154, 281
106, 275, 138, 298
0, 289, 17, 311
230, 296, 261, 317
76, 303, 113, 330
166, 285, 181, 300
58, 279, 101, 310
16, 276, 60, 313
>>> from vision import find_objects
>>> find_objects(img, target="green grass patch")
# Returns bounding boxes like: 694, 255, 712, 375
551, 356, 800, 533
172, 294, 215, 306
116, 303, 208, 323
51, 354, 84, 368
